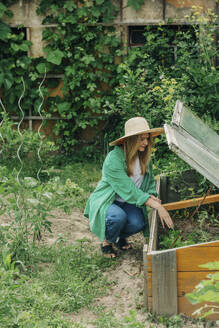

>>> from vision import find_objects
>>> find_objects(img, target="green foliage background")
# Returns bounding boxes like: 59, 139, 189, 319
0, 0, 218, 160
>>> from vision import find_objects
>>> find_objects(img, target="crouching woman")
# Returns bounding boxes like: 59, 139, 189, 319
84, 117, 173, 258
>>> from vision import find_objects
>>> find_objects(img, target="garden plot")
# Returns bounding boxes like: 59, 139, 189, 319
143, 102, 219, 320
144, 174, 219, 321
158, 170, 219, 250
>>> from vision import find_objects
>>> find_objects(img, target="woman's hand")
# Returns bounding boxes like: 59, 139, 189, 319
150, 195, 161, 204
145, 196, 174, 229
157, 205, 174, 229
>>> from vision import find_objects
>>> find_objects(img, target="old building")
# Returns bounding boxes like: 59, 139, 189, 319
1, 0, 218, 140
4, 0, 218, 58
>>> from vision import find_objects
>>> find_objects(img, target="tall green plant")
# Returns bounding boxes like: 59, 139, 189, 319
175, 6, 218, 119
0, 113, 57, 177
0, 173, 53, 264
0, 168, 85, 265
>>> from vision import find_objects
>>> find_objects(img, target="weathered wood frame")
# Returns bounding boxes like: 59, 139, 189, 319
164, 101, 219, 188
144, 101, 219, 319
143, 177, 219, 319
163, 194, 219, 211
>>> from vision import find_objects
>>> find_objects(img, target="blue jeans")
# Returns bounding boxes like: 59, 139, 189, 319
105, 201, 146, 243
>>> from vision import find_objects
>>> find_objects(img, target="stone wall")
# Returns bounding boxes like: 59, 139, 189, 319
2, 0, 218, 141
4, 1, 217, 58
4, 0, 45, 58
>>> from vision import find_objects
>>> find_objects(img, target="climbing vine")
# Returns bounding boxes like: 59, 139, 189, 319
0, 1, 218, 158
37, 0, 123, 151
0, 0, 126, 154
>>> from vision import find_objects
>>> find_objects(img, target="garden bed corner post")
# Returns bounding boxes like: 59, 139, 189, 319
152, 249, 177, 315
143, 244, 148, 309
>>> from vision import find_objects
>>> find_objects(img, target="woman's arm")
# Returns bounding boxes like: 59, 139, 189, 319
150, 194, 161, 204
145, 197, 174, 229
103, 148, 151, 206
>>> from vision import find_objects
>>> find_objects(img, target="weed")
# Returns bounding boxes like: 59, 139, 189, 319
0, 113, 58, 179
92, 311, 122, 328
146, 312, 194, 328
123, 309, 146, 327
159, 229, 184, 249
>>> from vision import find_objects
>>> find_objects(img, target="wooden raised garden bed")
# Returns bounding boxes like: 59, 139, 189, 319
143, 176, 219, 320
143, 102, 219, 320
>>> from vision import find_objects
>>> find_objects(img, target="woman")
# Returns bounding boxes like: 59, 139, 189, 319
84, 117, 173, 258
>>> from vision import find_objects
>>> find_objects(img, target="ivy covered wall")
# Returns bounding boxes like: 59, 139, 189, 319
0, 0, 218, 158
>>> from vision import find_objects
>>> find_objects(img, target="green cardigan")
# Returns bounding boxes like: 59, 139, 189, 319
84, 146, 157, 242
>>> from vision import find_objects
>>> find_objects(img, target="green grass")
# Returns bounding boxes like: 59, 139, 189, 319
0, 239, 115, 328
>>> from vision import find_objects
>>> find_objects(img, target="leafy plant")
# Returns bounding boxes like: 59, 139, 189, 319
0, 174, 52, 264
0, 113, 58, 178
159, 230, 183, 249
124, 309, 146, 327
127, 0, 145, 11
0, 166, 90, 264
146, 312, 185, 328
186, 261, 219, 320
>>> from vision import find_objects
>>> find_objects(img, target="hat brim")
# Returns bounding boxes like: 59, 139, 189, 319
109, 127, 164, 146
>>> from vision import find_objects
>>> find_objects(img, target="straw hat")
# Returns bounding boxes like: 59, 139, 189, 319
109, 117, 164, 146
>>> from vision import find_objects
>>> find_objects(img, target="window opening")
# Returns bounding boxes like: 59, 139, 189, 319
129, 26, 146, 46
128, 25, 196, 62
11, 26, 27, 38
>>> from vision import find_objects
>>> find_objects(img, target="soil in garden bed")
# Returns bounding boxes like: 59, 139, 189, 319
158, 170, 219, 250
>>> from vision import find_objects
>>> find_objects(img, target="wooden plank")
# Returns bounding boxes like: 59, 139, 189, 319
143, 244, 148, 309
176, 101, 219, 156
177, 271, 219, 297
148, 208, 158, 252
10, 116, 70, 120
177, 245, 219, 272
147, 254, 152, 272
147, 241, 219, 272
142, 271, 219, 298
147, 272, 152, 297
164, 123, 219, 188
178, 297, 219, 320
195, 241, 219, 247
148, 272, 214, 297
148, 176, 161, 252
149, 297, 219, 320
148, 297, 152, 311
163, 194, 219, 211
152, 250, 177, 315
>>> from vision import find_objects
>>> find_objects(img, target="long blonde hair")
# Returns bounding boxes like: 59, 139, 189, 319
123, 134, 154, 176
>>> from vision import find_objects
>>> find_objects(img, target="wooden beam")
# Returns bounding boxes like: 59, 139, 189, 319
152, 250, 177, 315
8, 21, 194, 28
10, 116, 70, 121
143, 244, 148, 309
147, 241, 219, 272
163, 194, 219, 211
148, 176, 161, 252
